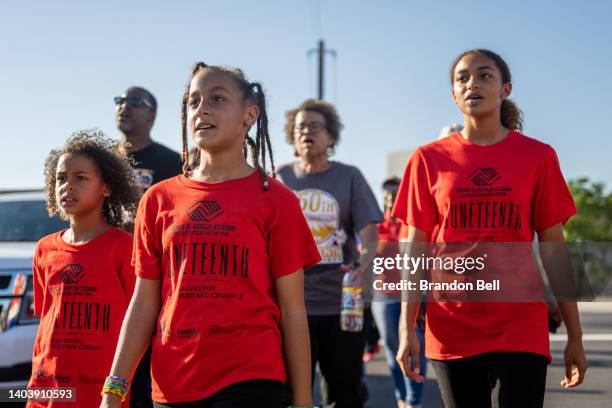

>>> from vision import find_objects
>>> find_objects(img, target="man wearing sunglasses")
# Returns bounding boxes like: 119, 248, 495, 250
115, 86, 182, 190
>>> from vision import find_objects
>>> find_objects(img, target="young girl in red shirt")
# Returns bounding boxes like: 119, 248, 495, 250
28, 130, 141, 407
394, 49, 588, 408
100, 63, 321, 408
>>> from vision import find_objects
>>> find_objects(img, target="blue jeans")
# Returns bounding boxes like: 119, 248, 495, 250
371, 301, 426, 405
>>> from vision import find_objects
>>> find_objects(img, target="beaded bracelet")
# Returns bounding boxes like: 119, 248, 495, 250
101, 386, 127, 402
108, 375, 129, 385
101, 385, 127, 402
101, 375, 129, 402
103, 376, 130, 390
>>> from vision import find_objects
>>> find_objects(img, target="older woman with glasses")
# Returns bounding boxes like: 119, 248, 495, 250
277, 99, 383, 408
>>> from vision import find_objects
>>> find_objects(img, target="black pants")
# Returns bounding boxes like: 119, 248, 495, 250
152, 379, 284, 408
431, 352, 548, 408
308, 314, 368, 408
364, 308, 379, 353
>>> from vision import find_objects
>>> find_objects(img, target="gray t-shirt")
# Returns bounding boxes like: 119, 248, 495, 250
277, 161, 383, 315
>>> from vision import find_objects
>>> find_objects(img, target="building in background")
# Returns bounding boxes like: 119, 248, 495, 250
386, 149, 413, 179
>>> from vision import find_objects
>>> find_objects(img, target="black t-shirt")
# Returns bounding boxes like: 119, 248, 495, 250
130, 142, 182, 189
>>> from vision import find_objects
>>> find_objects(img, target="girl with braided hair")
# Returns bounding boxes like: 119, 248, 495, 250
101, 63, 321, 408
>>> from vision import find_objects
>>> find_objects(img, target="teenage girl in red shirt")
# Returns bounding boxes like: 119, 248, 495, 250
393, 49, 588, 408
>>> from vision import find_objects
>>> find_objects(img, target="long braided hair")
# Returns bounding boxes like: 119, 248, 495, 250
181, 62, 276, 191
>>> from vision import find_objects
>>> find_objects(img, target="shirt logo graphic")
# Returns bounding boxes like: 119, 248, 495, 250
188, 200, 224, 222
60, 264, 85, 284
469, 168, 500, 186
296, 188, 344, 264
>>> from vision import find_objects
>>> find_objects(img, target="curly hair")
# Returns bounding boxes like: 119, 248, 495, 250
181, 62, 275, 191
450, 49, 524, 131
284, 99, 343, 147
44, 129, 142, 227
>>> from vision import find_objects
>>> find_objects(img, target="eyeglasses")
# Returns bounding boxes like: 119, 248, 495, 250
294, 122, 326, 133
114, 96, 154, 110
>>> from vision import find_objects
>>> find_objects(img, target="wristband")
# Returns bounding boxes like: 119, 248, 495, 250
101, 375, 130, 402
101, 386, 127, 402
108, 375, 129, 385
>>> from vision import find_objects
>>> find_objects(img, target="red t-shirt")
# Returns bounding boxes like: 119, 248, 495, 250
392, 131, 576, 361
28, 227, 135, 408
132, 172, 321, 403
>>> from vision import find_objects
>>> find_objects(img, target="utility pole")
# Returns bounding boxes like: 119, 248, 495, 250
308, 39, 336, 100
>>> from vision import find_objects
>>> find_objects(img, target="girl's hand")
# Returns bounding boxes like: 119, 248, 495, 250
99, 393, 122, 408
396, 325, 425, 383
561, 339, 588, 388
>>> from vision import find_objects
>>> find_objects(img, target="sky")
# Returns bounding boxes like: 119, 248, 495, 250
1, 0, 611, 198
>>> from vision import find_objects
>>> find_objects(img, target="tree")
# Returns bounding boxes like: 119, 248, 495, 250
564, 178, 612, 299
565, 178, 612, 242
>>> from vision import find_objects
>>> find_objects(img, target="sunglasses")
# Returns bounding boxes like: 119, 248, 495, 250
114, 96, 154, 109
